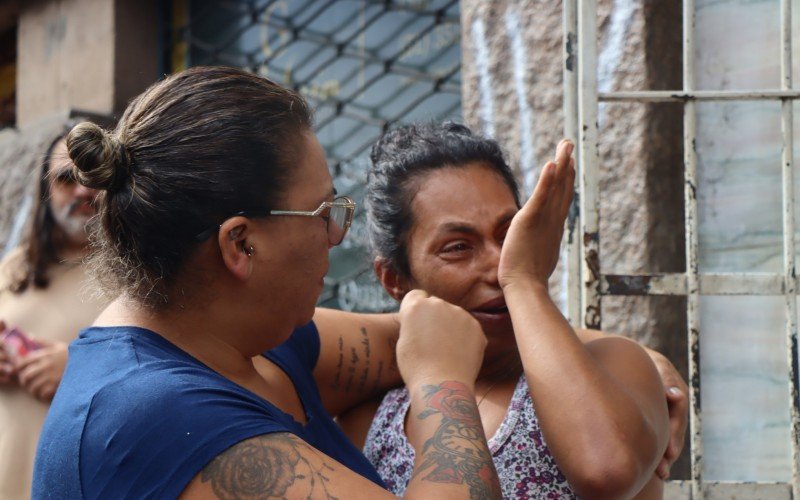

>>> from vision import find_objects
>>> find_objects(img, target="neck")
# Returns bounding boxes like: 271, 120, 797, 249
96, 296, 272, 381
477, 347, 523, 385
53, 229, 89, 263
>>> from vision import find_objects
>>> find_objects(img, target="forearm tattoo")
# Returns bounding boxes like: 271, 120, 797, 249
329, 327, 398, 396
413, 382, 502, 500
201, 433, 338, 499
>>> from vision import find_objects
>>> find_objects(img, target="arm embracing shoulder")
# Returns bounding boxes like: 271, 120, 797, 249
180, 433, 393, 500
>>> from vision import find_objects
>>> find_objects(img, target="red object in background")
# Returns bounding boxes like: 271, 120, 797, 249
1, 327, 41, 361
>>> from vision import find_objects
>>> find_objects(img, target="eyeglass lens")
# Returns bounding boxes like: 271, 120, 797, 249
328, 203, 349, 245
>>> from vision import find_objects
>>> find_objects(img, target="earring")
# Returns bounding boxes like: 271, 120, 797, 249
244, 245, 255, 257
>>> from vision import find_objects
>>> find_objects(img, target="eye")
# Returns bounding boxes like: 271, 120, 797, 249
52, 169, 77, 185
440, 241, 471, 254
497, 223, 511, 245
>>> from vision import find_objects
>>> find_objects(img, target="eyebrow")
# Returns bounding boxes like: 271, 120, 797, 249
48, 167, 74, 182
436, 212, 517, 236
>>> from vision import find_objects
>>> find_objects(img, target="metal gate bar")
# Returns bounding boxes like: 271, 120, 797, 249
577, 0, 601, 331
571, 0, 799, 496
562, 0, 581, 327
681, 0, 703, 494
599, 90, 800, 102
779, 0, 799, 496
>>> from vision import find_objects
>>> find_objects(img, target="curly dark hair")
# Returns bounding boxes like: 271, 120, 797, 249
364, 121, 521, 277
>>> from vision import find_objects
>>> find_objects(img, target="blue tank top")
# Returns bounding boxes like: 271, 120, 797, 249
33, 322, 385, 499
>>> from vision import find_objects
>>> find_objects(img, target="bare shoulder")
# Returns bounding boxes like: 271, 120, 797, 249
181, 432, 389, 500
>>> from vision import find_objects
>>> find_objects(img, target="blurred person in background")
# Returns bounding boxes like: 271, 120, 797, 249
0, 130, 105, 500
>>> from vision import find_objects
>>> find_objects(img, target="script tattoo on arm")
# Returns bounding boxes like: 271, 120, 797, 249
200, 433, 338, 500
329, 326, 396, 397
413, 382, 502, 500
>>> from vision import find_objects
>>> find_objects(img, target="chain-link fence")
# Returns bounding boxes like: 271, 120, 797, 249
166, 0, 462, 310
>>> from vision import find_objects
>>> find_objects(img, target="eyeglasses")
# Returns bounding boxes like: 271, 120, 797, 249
195, 195, 356, 246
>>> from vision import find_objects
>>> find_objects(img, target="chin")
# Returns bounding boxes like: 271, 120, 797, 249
472, 312, 513, 338
296, 302, 318, 328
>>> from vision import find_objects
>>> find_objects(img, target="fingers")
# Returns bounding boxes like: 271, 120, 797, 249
665, 385, 689, 463
656, 457, 670, 480
554, 140, 574, 185
14, 348, 46, 372
560, 158, 576, 220
526, 161, 555, 215
0, 342, 16, 384
0, 362, 14, 384
398, 289, 429, 311
29, 377, 56, 401
17, 357, 46, 388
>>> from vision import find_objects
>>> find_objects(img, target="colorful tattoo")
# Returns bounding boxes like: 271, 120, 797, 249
413, 381, 502, 499
201, 433, 338, 499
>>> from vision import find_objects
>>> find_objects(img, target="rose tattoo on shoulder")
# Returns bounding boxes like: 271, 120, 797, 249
201, 433, 338, 499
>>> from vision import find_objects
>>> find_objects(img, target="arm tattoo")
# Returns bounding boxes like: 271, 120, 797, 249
413, 382, 502, 500
357, 327, 371, 392
330, 336, 344, 391
201, 433, 339, 500
329, 327, 382, 395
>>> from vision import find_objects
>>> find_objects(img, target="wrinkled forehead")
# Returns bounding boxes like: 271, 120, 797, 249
406, 163, 519, 238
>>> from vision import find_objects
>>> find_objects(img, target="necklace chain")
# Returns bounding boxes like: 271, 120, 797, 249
476, 359, 523, 407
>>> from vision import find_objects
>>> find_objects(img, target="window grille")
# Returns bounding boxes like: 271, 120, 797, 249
166, 0, 462, 311
566, 0, 799, 497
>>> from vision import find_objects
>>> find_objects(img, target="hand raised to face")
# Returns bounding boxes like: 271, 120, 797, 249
498, 140, 575, 290
395, 290, 487, 390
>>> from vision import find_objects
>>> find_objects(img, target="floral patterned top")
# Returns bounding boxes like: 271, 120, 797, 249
363, 375, 578, 499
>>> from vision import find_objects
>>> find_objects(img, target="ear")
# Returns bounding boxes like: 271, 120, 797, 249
218, 216, 256, 281
374, 258, 407, 301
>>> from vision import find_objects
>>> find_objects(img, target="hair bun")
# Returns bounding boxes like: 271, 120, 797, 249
66, 122, 132, 192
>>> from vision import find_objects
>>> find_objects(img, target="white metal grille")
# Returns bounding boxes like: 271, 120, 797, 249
564, 0, 799, 496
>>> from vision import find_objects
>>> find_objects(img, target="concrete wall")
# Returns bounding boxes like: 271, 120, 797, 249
17, 0, 116, 130
0, 0, 159, 255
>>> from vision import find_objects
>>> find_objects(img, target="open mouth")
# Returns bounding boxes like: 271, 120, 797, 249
470, 297, 510, 319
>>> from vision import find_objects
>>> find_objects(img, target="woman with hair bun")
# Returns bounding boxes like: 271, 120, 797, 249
32, 67, 502, 499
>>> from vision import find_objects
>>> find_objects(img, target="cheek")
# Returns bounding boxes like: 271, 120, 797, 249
48, 188, 69, 212
410, 260, 476, 305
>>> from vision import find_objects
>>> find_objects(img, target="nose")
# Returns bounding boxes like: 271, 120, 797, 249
484, 241, 502, 286
73, 183, 97, 199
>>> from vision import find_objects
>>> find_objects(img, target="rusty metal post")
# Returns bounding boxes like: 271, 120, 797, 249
682, 0, 703, 496
779, 0, 800, 495
563, 0, 582, 327
577, 0, 601, 330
